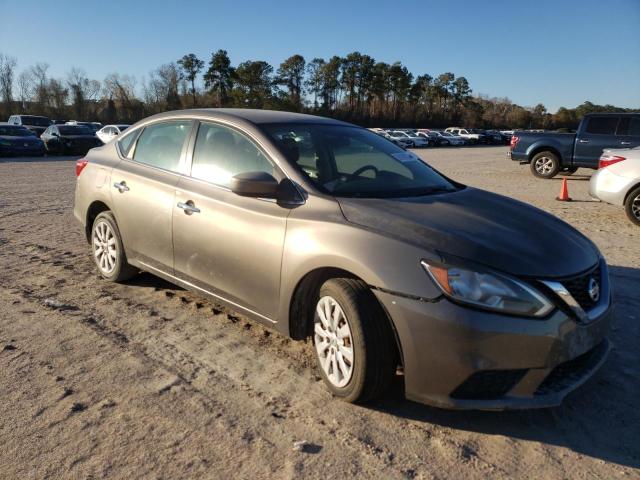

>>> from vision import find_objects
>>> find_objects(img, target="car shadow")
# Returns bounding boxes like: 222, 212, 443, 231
553, 174, 592, 181
370, 264, 640, 469
0, 154, 83, 163
123, 272, 185, 291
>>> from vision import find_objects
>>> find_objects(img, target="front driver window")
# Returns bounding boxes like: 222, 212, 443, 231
190, 122, 275, 187
133, 121, 191, 172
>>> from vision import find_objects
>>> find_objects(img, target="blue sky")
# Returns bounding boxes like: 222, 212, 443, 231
1, 0, 639, 112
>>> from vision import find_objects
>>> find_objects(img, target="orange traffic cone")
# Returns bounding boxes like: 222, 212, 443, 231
556, 178, 572, 201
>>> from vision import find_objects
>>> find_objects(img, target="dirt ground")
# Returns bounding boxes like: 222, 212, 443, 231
1, 147, 638, 479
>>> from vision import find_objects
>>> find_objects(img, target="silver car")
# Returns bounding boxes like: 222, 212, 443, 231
74, 109, 612, 409
590, 147, 640, 226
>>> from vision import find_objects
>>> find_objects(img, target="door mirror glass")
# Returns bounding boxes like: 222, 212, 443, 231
230, 171, 279, 198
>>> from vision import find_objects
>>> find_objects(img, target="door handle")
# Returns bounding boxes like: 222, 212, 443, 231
177, 201, 200, 214
113, 181, 129, 192
620, 141, 632, 146
578, 139, 589, 144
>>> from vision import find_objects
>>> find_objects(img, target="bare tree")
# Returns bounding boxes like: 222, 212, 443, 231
0, 54, 18, 115
30, 62, 50, 111
17, 70, 34, 110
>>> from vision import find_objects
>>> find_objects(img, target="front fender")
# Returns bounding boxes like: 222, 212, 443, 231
276, 197, 442, 334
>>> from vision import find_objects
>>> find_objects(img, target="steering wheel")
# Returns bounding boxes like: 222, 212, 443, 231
351, 165, 379, 178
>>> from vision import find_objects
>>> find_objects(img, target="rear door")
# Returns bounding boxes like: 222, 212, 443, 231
172, 120, 289, 322
615, 115, 640, 150
110, 120, 193, 274
574, 115, 620, 167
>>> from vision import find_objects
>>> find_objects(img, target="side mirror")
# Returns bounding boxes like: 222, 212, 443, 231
230, 171, 279, 198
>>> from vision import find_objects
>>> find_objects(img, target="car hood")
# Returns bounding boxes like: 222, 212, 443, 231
337, 187, 600, 278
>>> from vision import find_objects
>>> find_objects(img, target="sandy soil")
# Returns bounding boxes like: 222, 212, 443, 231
0, 148, 638, 479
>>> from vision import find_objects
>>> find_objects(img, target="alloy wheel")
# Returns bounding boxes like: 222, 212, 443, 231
534, 156, 555, 175
314, 296, 354, 388
92, 220, 117, 275
632, 194, 640, 220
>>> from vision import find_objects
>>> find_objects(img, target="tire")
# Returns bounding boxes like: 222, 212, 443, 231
90, 211, 138, 282
624, 186, 640, 226
530, 151, 561, 179
312, 278, 397, 403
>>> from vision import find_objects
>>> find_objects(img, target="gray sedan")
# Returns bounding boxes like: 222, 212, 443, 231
74, 109, 612, 409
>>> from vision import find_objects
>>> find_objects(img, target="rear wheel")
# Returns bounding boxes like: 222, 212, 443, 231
91, 211, 137, 282
624, 186, 640, 226
312, 278, 396, 403
530, 151, 561, 179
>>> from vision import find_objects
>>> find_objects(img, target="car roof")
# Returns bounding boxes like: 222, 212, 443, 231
143, 108, 354, 127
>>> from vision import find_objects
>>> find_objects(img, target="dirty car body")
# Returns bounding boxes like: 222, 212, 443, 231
74, 109, 612, 409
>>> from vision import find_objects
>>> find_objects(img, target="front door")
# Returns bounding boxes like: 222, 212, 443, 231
172, 121, 289, 322
110, 120, 192, 273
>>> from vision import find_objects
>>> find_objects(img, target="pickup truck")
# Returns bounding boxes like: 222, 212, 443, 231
509, 113, 640, 178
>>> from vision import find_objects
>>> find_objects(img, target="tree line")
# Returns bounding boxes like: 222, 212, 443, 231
0, 51, 636, 130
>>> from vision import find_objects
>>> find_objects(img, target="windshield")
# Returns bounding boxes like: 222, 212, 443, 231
262, 124, 457, 198
0, 126, 34, 137
21, 116, 51, 127
58, 126, 93, 135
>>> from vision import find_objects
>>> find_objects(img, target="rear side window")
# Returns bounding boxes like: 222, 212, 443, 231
132, 121, 191, 172
190, 122, 275, 187
616, 117, 640, 137
585, 116, 619, 135
118, 131, 138, 157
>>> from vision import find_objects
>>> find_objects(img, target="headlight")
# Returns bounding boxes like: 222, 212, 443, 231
421, 261, 553, 317
0, 139, 12, 146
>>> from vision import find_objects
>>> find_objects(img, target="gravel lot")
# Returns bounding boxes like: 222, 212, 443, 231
1, 147, 638, 479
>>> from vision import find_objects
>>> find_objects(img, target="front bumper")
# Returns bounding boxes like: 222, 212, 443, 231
374, 287, 612, 410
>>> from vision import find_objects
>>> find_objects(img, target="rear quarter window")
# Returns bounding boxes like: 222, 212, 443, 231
118, 130, 140, 158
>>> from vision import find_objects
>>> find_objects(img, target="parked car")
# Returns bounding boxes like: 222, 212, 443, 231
590, 147, 640, 226
415, 131, 436, 147
66, 121, 103, 132
509, 113, 640, 178
74, 108, 611, 409
7, 114, 52, 136
391, 130, 429, 148
445, 127, 482, 144
484, 130, 507, 145
440, 131, 467, 146
96, 124, 130, 144
41, 124, 102, 154
382, 131, 413, 148
51, 119, 68, 125
0, 124, 46, 156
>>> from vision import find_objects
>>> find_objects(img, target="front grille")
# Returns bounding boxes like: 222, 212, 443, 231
535, 341, 607, 396
451, 369, 528, 400
562, 265, 601, 311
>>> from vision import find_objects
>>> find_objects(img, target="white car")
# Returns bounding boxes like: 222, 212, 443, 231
383, 131, 413, 148
445, 127, 482, 144
96, 124, 130, 144
391, 131, 429, 148
589, 147, 640, 226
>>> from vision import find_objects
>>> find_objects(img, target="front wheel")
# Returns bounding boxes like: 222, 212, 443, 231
312, 278, 397, 403
624, 186, 640, 226
530, 151, 561, 179
91, 211, 138, 282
